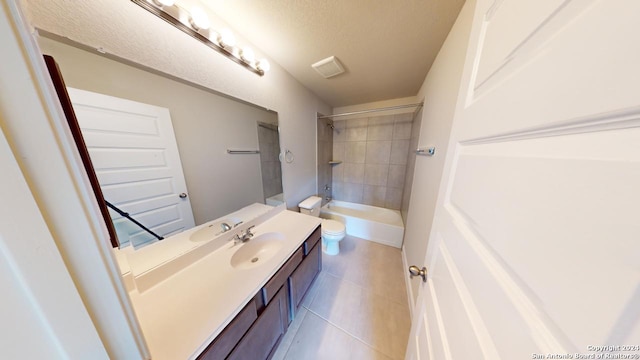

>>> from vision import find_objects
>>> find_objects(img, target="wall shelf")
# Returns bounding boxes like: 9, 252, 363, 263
328, 160, 342, 165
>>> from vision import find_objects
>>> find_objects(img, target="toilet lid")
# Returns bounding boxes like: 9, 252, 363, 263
321, 219, 345, 234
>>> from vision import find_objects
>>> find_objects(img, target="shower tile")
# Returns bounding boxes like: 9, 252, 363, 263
342, 183, 364, 203
393, 114, 413, 140
333, 142, 345, 162
385, 187, 403, 210
346, 118, 368, 141
324, 140, 334, 162
367, 115, 394, 141
343, 163, 365, 184
345, 141, 367, 163
365, 141, 392, 164
363, 185, 386, 207
332, 162, 344, 182
389, 140, 410, 165
333, 120, 347, 142
259, 144, 269, 162
387, 165, 406, 188
332, 181, 345, 201
364, 164, 389, 186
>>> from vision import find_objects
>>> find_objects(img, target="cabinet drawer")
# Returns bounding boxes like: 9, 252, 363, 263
290, 242, 321, 308
227, 286, 288, 360
197, 300, 257, 360
303, 226, 321, 255
262, 246, 303, 307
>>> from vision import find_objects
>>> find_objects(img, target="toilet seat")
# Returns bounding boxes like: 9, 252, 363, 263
321, 219, 345, 235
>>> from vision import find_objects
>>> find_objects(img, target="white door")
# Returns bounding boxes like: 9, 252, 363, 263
68, 88, 195, 248
407, 0, 640, 359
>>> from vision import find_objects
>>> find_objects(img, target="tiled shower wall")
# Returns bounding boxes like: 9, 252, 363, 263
401, 107, 423, 220
258, 122, 283, 200
317, 118, 333, 205
331, 113, 413, 210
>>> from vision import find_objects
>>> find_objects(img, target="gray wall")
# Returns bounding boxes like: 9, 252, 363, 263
39, 37, 278, 226
331, 113, 413, 210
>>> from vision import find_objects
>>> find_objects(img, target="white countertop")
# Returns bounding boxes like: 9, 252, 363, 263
121, 208, 321, 360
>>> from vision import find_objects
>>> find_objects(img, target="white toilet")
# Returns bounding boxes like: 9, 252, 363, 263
298, 196, 346, 255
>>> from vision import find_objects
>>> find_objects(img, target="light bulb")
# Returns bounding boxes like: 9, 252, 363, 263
256, 59, 271, 72
189, 7, 210, 30
217, 28, 236, 48
240, 47, 255, 64
153, 0, 175, 6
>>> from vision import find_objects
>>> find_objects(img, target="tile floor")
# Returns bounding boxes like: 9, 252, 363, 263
272, 235, 411, 360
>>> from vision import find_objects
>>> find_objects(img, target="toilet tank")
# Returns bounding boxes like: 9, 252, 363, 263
298, 196, 322, 217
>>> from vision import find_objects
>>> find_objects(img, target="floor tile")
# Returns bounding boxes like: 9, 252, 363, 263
324, 236, 408, 305
282, 312, 353, 360
308, 273, 410, 359
282, 311, 392, 360
274, 235, 411, 360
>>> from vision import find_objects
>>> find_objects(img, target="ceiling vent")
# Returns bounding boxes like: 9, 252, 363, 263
311, 56, 345, 79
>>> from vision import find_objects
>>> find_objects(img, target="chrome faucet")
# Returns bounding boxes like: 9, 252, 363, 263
233, 225, 255, 244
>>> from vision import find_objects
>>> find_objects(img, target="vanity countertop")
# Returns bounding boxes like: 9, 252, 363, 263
123, 208, 321, 360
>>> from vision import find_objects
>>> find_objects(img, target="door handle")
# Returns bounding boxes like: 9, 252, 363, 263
409, 265, 428, 283
179, 193, 188, 199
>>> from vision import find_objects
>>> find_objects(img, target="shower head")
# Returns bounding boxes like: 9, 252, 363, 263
326, 122, 335, 130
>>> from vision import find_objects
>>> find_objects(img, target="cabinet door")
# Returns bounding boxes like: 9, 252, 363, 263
227, 286, 288, 360
197, 300, 258, 360
290, 242, 321, 309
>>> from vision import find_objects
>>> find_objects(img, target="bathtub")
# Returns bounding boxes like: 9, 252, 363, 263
320, 200, 404, 248
265, 193, 285, 206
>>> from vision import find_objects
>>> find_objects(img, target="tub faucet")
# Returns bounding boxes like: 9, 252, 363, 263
221, 222, 232, 232
233, 225, 255, 244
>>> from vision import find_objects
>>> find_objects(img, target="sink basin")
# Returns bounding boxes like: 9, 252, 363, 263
230, 232, 285, 269
190, 218, 240, 242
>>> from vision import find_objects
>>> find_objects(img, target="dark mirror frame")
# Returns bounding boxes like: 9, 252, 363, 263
44, 55, 119, 248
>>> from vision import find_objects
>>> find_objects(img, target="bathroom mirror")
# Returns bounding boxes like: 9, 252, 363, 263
40, 36, 284, 249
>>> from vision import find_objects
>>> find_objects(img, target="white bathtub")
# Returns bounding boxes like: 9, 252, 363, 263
320, 200, 404, 248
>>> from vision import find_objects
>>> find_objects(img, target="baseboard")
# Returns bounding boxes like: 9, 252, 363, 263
401, 244, 415, 318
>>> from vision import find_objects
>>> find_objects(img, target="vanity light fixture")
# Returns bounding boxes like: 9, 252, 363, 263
131, 0, 270, 76
240, 47, 255, 64
217, 28, 236, 48
256, 59, 270, 72
188, 6, 210, 30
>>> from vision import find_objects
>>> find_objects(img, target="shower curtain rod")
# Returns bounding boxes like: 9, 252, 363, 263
317, 102, 423, 120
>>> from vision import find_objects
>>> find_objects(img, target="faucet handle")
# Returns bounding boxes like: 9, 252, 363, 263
245, 225, 256, 237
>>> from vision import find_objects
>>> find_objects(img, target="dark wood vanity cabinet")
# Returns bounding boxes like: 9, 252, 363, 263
290, 236, 322, 310
227, 287, 288, 360
198, 225, 322, 360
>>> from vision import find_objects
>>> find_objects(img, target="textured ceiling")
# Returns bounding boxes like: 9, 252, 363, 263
200, 0, 466, 107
